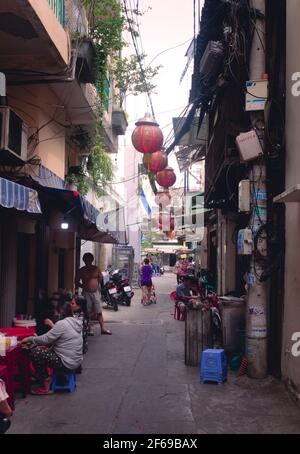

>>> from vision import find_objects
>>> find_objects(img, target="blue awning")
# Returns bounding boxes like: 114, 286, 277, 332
79, 195, 99, 224
0, 177, 42, 214
33, 164, 65, 190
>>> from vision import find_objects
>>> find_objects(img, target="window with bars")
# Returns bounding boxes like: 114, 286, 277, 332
103, 78, 111, 112
47, 0, 65, 26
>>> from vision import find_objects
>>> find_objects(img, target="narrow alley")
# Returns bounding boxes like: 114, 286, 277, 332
9, 274, 300, 435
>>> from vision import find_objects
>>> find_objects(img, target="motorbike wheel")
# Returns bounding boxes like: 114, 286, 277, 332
113, 300, 118, 311
125, 298, 131, 307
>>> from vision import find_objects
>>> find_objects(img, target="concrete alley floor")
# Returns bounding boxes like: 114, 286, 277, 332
9, 273, 300, 434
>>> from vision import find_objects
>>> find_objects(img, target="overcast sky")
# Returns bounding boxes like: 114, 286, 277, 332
118, 1, 204, 204
124, 0, 203, 138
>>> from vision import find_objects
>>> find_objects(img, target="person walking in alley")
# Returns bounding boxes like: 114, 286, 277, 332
75, 253, 112, 335
140, 258, 153, 305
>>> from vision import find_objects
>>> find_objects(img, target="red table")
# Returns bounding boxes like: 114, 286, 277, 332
0, 327, 36, 339
0, 364, 13, 409
0, 345, 31, 409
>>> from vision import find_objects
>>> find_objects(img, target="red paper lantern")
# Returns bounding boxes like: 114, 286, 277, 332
155, 191, 172, 208
158, 212, 175, 231
132, 114, 164, 154
156, 167, 176, 188
159, 225, 175, 233
143, 150, 168, 173
166, 231, 176, 240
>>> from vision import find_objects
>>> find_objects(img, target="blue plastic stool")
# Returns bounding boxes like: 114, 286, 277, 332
51, 371, 76, 392
200, 349, 227, 384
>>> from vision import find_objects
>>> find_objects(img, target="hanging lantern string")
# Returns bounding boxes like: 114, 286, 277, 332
123, 0, 155, 118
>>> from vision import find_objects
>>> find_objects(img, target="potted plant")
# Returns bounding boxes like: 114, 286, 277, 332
112, 105, 128, 135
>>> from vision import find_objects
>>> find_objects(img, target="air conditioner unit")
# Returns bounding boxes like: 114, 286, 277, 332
199, 41, 224, 78
0, 107, 28, 165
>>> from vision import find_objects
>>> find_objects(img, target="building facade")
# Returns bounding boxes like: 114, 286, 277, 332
0, 0, 127, 327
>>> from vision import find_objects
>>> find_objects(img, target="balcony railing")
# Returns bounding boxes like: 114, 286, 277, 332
48, 0, 65, 26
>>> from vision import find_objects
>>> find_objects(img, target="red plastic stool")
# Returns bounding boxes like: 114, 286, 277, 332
170, 291, 186, 321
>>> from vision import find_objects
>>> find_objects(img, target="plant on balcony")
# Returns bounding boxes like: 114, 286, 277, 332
114, 54, 161, 107
77, 1, 161, 194
66, 170, 90, 194
87, 136, 113, 197
80, 0, 161, 111
66, 127, 113, 197
70, 125, 93, 151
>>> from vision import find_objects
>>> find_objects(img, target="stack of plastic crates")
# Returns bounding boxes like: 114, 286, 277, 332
200, 349, 227, 384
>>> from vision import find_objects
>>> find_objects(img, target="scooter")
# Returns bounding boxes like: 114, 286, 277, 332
110, 269, 134, 306
101, 280, 118, 311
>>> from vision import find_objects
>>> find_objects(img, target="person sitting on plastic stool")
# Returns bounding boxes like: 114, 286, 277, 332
176, 276, 198, 317
21, 303, 83, 395
0, 379, 12, 433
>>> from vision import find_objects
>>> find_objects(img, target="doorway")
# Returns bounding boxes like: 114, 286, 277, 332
16, 233, 31, 315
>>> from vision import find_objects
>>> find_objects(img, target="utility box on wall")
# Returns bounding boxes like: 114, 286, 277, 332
245, 80, 268, 111
239, 180, 250, 212
236, 130, 263, 162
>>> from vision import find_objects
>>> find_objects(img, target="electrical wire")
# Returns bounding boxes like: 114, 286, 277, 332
194, 0, 197, 60
123, 0, 155, 116
147, 37, 194, 68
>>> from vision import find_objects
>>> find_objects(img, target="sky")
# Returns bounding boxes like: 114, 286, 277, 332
116, 0, 204, 218
124, 0, 200, 140
117, 1, 204, 195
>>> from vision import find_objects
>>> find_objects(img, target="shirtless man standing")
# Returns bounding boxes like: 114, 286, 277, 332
75, 253, 112, 335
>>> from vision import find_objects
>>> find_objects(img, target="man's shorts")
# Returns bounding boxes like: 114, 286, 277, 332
83, 289, 102, 315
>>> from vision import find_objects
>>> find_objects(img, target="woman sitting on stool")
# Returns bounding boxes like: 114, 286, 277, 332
21, 303, 83, 395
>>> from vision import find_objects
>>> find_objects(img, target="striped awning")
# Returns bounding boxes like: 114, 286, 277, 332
0, 177, 42, 214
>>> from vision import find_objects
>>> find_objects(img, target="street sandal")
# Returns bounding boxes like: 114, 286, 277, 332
101, 330, 112, 335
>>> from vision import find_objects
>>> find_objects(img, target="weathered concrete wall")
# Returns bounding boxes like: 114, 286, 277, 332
217, 212, 236, 295
28, 0, 70, 65
7, 84, 66, 179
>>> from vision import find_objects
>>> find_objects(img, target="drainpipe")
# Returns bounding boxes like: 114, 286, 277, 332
246, 0, 268, 378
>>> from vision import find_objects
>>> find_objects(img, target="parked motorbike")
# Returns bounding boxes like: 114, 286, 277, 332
199, 270, 216, 294
101, 280, 118, 311
110, 269, 134, 306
